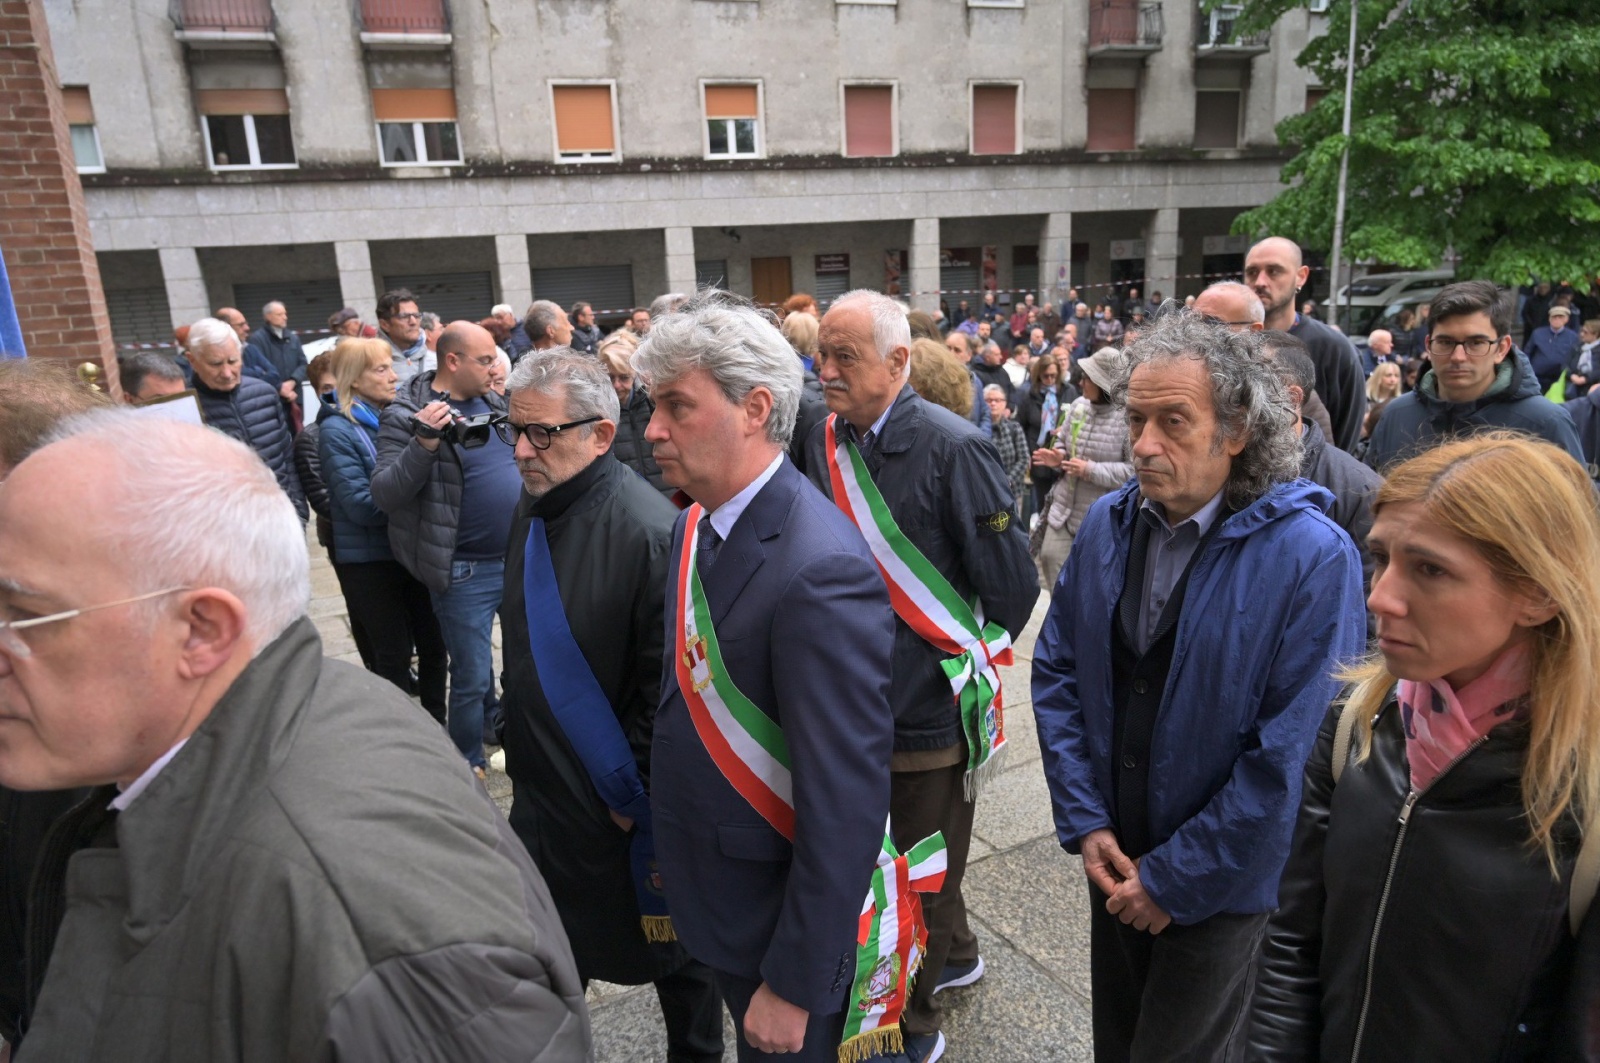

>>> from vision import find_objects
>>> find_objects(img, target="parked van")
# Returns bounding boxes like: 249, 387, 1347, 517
1332, 269, 1454, 344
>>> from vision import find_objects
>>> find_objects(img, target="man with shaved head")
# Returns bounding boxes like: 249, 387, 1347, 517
1244, 237, 1366, 452
0, 413, 588, 1060
1192, 282, 1264, 332
372, 321, 520, 777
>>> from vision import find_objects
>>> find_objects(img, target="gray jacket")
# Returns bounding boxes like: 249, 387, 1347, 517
20, 618, 590, 1062
370, 371, 509, 593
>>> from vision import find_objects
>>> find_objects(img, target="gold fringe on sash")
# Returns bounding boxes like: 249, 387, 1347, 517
837, 1026, 904, 1063
640, 915, 677, 943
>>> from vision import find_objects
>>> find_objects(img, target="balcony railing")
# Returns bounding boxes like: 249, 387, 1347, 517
359, 0, 450, 34
170, 0, 273, 33
1089, 0, 1165, 55
1196, 5, 1270, 51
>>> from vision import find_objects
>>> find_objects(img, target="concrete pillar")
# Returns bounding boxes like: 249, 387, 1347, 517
1039, 212, 1073, 308
495, 234, 532, 312
1060, 1, 1089, 149
1144, 208, 1180, 302
664, 226, 697, 297
1139, 2, 1197, 147
335, 240, 377, 321
159, 247, 211, 329
908, 217, 940, 315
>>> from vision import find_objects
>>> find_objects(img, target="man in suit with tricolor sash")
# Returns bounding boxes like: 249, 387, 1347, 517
806, 290, 1039, 1063
637, 292, 944, 1063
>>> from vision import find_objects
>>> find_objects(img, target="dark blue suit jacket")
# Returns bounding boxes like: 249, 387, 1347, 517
651, 457, 895, 1014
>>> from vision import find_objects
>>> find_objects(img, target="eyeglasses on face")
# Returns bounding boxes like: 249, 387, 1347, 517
0, 587, 190, 659
389, 312, 422, 323
491, 415, 602, 450
1427, 335, 1501, 358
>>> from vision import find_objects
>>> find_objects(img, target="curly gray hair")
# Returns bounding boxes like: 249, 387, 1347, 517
1113, 312, 1301, 510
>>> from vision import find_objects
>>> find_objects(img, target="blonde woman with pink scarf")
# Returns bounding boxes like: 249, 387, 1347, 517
1247, 433, 1600, 1061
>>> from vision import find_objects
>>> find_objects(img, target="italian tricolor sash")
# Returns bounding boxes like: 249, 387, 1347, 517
824, 414, 1013, 795
675, 506, 946, 1063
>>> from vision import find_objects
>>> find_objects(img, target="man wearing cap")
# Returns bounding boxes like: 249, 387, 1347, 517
1526, 302, 1581, 394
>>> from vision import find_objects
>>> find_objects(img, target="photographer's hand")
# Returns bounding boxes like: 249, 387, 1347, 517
413, 400, 453, 453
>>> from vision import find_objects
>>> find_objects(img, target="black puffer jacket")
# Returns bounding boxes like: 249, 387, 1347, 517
195, 376, 307, 521
1248, 696, 1600, 1062
293, 400, 339, 553
611, 386, 669, 495
1299, 419, 1382, 602
370, 371, 509, 593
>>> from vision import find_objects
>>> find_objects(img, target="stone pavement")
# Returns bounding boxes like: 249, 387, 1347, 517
306, 529, 1095, 1062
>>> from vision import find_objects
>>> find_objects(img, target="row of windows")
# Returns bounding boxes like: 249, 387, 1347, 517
64, 77, 1295, 174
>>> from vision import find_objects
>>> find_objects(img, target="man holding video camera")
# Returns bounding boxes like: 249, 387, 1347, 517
373, 321, 520, 777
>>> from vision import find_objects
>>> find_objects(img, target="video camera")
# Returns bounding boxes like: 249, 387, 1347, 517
410, 395, 493, 449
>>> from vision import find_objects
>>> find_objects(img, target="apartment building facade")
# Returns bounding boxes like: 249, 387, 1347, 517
43, 0, 1331, 343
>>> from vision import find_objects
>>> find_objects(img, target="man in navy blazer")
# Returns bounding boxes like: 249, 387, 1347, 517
635, 291, 897, 1061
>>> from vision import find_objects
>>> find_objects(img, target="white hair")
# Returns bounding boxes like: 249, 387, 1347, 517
830, 289, 913, 381
632, 289, 802, 447
1204, 281, 1266, 324
491, 304, 514, 317
187, 317, 238, 357
43, 410, 310, 650
261, 300, 285, 317
495, 349, 512, 375
506, 347, 620, 428
982, 384, 1008, 399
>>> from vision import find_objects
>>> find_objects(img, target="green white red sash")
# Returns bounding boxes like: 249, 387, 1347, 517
824, 414, 1013, 795
675, 506, 946, 1062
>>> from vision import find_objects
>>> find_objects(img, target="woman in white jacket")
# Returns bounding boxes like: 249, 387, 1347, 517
1029, 347, 1135, 588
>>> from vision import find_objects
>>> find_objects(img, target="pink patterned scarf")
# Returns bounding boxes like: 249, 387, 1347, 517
1398, 643, 1531, 791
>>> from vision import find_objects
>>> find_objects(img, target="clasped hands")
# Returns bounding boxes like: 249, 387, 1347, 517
1082, 828, 1171, 935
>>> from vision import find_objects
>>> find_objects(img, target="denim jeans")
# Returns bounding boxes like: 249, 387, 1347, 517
430, 557, 504, 769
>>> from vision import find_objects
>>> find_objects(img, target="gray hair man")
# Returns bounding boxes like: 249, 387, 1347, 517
371, 321, 519, 778
1193, 281, 1265, 332
634, 290, 897, 1061
184, 317, 306, 521
0, 412, 587, 1060
247, 300, 308, 406
805, 289, 1038, 1061
523, 300, 574, 355
496, 350, 724, 1061
491, 303, 531, 357
1033, 312, 1365, 1060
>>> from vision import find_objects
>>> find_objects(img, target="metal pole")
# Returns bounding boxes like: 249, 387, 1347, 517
1327, 0, 1358, 330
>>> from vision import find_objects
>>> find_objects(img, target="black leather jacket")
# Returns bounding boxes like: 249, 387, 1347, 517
1247, 696, 1600, 1062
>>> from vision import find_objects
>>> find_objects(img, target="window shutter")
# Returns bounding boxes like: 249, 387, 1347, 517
844, 86, 894, 157
371, 88, 457, 121
971, 85, 1017, 155
552, 85, 616, 153
62, 87, 95, 125
704, 84, 759, 120
1194, 90, 1241, 148
196, 88, 290, 116
1085, 88, 1137, 151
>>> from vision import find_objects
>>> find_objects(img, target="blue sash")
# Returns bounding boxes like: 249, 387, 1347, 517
522, 517, 672, 939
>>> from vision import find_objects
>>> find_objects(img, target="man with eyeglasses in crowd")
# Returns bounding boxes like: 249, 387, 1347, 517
1363, 280, 1584, 472
377, 288, 430, 385
372, 321, 520, 779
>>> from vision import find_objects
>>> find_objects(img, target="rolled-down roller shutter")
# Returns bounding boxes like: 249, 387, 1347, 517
105, 287, 175, 346
381, 271, 495, 326
234, 278, 345, 336
530, 264, 636, 318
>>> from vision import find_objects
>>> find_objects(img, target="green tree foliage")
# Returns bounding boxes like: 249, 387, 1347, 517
1230, 0, 1600, 285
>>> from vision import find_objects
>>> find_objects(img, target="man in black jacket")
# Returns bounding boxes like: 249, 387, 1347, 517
186, 317, 307, 521
499, 351, 722, 1063
807, 291, 1039, 1061
248, 301, 308, 429
1246, 237, 1367, 453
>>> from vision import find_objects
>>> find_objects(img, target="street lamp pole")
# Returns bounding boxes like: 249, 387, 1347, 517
1327, 0, 1358, 330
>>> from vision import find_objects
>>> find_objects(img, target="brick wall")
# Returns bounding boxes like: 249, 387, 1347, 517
0, 0, 117, 391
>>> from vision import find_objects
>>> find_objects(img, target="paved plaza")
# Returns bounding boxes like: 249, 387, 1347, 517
307, 531, 1096, 1062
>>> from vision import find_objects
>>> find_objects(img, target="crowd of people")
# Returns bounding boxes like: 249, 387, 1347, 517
0, 232, 1597, 1063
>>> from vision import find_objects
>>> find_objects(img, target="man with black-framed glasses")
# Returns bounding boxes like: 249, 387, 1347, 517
1364, 280, 1583, 472
495, 350, 726, 1063
377, 287, 429, 384
372, 321, 520, 778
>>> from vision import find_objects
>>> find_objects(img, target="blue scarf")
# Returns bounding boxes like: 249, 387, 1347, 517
350, 399, 381, 431
522, 517, 672, 940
